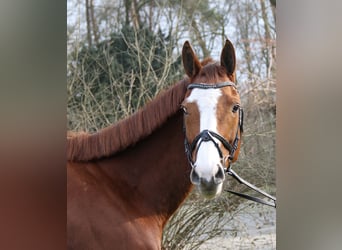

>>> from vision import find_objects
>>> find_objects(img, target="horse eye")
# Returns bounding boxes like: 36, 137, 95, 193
232, 104, 240, 113
181, 106, 188, 115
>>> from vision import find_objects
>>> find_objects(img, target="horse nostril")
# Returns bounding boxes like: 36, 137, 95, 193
190, 169, 201, 185
214, 166, 225, 184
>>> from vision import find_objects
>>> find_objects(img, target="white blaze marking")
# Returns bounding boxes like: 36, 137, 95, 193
186, 88, 223, 182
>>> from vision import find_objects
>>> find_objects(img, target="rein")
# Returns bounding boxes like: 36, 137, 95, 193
183, 82, 276, 208
226, 168, 276, 207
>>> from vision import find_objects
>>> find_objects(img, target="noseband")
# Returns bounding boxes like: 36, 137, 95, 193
183, 82, 243, 169
183, 82, 276, 208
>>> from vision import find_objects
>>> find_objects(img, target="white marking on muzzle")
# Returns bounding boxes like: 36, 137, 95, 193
186, 88, 224, 182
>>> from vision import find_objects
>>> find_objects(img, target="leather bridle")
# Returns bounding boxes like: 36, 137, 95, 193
183, 82, 276, 208
183, 82, 243, 168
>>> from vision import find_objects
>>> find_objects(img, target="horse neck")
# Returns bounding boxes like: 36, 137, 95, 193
100, 111, 192, 225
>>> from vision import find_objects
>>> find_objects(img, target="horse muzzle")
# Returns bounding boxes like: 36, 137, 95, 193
190, 166, 225, 198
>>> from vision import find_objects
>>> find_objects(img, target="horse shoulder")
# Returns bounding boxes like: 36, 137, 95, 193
67, 161, 163, 250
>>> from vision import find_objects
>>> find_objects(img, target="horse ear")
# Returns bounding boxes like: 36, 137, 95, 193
182, 41, 202, 78
220, 39, 236, 76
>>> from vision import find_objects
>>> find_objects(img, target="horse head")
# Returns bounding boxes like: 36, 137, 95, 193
182, 39, 243, 198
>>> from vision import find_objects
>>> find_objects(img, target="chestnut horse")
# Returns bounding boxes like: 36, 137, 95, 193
67, 39, 242, 249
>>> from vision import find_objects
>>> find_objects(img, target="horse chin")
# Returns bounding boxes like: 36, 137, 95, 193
197, 182, 223, 199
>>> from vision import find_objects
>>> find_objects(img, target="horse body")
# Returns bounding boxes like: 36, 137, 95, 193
67, 111, 192, 249
67, 39, 243, 249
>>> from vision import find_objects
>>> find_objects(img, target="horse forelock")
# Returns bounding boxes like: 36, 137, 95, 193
191, 59, 235, 84
67, 78, 190, 162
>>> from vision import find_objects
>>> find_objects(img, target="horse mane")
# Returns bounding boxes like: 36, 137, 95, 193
67, 78, 190, 162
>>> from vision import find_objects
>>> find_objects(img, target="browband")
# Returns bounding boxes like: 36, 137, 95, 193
187, 82, 237, 90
